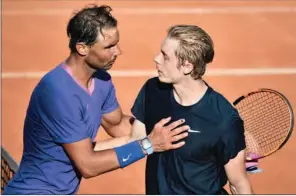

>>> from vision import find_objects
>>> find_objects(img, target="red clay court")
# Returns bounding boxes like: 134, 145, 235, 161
2, 0, 296, 194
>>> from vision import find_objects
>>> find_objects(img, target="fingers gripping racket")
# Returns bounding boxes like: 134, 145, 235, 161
233, 88, 294, 173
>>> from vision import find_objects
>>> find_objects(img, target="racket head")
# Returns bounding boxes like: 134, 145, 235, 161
233, 88, 294, 160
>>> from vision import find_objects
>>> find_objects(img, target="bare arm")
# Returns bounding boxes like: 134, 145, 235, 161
225, 150, 254, 194
94, 119, 146, 151
101, 107, 134, 137
94, 105, 144, 151
64, 138, 120, 179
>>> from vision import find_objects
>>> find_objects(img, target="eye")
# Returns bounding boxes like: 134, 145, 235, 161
163, 55, 169, 60
161, 50, 169, 60
104, 45, 114, 49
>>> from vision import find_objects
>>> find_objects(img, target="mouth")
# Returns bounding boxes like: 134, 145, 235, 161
106, 59, 116, 68
111, 57, 117, 63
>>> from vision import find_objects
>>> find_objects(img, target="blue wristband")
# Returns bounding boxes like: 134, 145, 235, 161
114, 141, 145, 168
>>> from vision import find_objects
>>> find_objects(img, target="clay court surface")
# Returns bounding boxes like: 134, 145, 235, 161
2, 0, 296, 194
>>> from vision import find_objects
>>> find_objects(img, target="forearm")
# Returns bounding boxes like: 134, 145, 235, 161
229, 179, 254, 194
94, 136, 136, 151
81, 141, 146, 178
83, 149, 120, 178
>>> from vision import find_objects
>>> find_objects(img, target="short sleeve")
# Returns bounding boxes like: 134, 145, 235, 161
218, 116, 246, 165
38, 86, 89, 144
101, 81, 119, 114
131, 82, 147, 123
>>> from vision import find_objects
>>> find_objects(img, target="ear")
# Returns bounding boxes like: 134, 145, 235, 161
182, 60, 194, 75
75, 43, 89, 56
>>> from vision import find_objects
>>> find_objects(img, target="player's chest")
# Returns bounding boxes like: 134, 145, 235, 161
169, 112, 221, 161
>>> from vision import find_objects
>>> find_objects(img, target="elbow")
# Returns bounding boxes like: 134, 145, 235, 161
80, 167, 110, 179
229, 179, 253, 194
81, 173, 92, 179
77, 156, 98, 179
78, 160, 108, 179
80, 166, 96, 179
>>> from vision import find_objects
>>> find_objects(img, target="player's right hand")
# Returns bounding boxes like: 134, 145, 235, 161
148, 117, 189, 152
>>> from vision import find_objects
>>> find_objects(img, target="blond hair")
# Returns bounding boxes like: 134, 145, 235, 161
167, 25, 214, 79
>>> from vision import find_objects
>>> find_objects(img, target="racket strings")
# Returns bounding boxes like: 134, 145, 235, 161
236, 91, 292, 157
1, 159, 15, 193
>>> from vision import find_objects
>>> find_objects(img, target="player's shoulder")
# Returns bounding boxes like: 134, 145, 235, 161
210, 89, 243, 131
36, 64, 70, 96
208, 86, 241, 121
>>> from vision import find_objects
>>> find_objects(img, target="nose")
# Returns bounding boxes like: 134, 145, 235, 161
154, 52, 161, 65
113, 45, 122, 56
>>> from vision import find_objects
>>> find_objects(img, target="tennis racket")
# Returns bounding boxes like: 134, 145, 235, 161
233, 88, 294, 161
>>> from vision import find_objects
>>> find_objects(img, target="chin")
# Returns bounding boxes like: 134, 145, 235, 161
105, 62, 115, 70
98, 64, 113, 71
158, 76, 173, 84
104, 65, 113, 70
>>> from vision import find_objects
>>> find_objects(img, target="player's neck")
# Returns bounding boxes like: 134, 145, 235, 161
172, 78, 208, 107
65, 55, 95, 89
